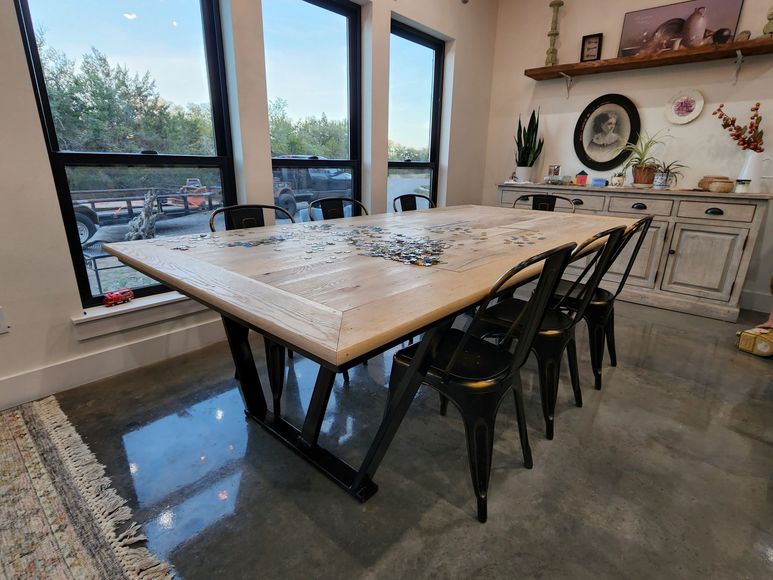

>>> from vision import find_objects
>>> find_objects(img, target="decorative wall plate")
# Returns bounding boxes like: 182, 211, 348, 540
666, 89, 704, 125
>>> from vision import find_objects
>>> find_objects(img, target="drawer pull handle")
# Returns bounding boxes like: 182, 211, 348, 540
571, 198, 584, 206
705, 207, 724, 216
632, 202, 647, 210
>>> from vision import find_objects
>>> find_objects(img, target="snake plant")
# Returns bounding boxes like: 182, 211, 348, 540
515, 110, 545, 167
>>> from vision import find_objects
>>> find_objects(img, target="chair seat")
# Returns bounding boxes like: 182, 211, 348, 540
393, 329, 512, 389
485, 298, 574, 333
555, 279, 613, 307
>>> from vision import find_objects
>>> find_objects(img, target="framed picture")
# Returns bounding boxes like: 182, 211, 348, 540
573, 94, 641, 172
618, 0, 744, 57
581, 34, 603, 62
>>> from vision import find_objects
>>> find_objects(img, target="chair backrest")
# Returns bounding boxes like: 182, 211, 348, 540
514, 194, 576, 214
555, 225, 627, 323
307, 197, 369, 221
209, 204, 295, 232
607, 216, 653, 297
393, 194, 436, 212
440, 242, 577, 379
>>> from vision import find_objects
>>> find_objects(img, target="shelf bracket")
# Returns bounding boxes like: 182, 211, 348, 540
559, 72, 574, 99
733, 50, 744, 85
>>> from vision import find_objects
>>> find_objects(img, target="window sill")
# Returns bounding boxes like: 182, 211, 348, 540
71, 292, 210, 341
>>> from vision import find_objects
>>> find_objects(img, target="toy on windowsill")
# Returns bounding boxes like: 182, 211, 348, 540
103, 288, 134, 307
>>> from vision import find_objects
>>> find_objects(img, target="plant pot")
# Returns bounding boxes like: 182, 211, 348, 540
610, 175, 625, 187
632, 164, 656, 186
653, 171, 673, 190
514, 165, 534, 183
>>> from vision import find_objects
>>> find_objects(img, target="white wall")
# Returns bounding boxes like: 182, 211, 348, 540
482, 0, 773, 313
0, 0, 498, 410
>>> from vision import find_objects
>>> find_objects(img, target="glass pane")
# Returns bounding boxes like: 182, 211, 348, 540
388, 34, 435, 162
263, 0, 350, 159
272, 166, 353, 222
67, 166, 223, 297
27, 0, 215, 155
387, 168, 432, 213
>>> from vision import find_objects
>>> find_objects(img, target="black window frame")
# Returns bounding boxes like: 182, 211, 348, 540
388, 20, 445, 206
14, 0, 237, 308
265, 0, 362, 214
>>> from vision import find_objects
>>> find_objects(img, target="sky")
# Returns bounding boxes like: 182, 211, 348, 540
28, 0, 437, 149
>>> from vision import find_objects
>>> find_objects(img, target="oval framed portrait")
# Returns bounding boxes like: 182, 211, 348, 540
574, 94, 641, 171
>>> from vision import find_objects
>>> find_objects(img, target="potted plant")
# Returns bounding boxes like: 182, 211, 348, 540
653, 159, 687, 189
513, 110, 544, 182
610, 171, 625, 187
619, 130, 666, 186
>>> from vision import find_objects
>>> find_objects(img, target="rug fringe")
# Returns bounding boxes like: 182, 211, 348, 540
34, 397, 174, 579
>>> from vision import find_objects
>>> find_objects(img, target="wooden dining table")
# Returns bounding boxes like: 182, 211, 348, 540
104, 204, 635, 502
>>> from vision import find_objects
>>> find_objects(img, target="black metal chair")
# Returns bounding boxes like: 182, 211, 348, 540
554, 215, 653, 390
209, 204, 295, 231
390, 242, 576, 523
513, 194, 577, 213
307, 197, 369, 221
393, 194, 435, 212
479, 226, 627, 440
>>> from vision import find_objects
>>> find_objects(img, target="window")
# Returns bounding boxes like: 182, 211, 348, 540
387, 21, 444, 211
262, 0, 360, 222
15, 0, 236, 307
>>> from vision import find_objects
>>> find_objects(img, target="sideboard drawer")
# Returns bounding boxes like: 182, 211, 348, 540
677, 200, 755, 223
503, 190, 604, 212
563, 193, 605, 211
608, 196, 673, 216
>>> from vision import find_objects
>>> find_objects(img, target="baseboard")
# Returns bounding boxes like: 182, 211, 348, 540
0, 317, 226, 411
740, 289, 773, 314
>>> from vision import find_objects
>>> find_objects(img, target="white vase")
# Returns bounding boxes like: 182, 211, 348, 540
515, 166, 534, 183
737, 150, 773, 193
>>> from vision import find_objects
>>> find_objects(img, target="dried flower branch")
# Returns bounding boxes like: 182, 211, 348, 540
712, 102, 765, 153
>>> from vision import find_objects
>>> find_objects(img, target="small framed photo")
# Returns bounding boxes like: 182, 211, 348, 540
581, 33, 603, 62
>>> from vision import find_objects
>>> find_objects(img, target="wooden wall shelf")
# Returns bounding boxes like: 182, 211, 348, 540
524, 37, 773, 81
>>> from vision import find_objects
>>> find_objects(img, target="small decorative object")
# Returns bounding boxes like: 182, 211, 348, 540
735, 179, 752, 193
619, 130, 668, 187
514, 109, 545, 182
735, 30, 752, 42
764, 8, 773, 37
590, 177, 609, 187
708, 179, 735, 193
548, 164, 561, 177
574, 94, 641, 171
618, 1, 744, 57
736, 327, 773, 357
714, 102, 771, 191
665, 89, 704, 125
698, 175, 730, 190
103, 288, 134, 307
545, 0, 564, 66
653, 159, 686, 189
581, 33, 603, 62
610, 171, 625, 187
575, 170, 588, 186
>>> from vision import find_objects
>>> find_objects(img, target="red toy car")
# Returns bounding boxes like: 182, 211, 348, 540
103, 288, 134, 307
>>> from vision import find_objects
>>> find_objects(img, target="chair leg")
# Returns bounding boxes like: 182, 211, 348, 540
343, 369, 350, 384
288, 349, 294, 360
439, 394, 450, 416
512, 373, 533, 469
459, 394, 500, 523
535, 349, 562, 440
605, 308, 617, 367
586, 316, 606, 391
566, 337, 582, 408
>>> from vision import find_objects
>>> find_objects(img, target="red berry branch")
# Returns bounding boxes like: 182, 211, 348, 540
712, 103, 765, 153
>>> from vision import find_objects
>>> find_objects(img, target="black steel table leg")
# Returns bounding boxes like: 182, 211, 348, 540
222, 316, 268, 420
263, 338, 286, 417
299, 367, 336, 448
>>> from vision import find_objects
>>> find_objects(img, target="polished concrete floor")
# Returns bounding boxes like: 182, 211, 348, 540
57, 302, 773, 579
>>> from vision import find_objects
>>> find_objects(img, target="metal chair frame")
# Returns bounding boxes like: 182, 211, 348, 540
513, 194, 577, 213
307, 197, 369, 221
390, 242, 576, 522
392, 194, 435, 212
209, 204, 295, 232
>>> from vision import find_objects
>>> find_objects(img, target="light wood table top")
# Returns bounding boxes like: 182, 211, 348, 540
104, 205, 635, 367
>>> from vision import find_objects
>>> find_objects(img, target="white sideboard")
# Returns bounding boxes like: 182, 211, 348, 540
498, 183, 773, 321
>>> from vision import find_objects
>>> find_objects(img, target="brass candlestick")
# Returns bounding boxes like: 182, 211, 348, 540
546, 0, 564, 66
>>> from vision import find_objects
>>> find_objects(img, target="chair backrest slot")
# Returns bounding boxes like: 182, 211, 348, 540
514, 194, 576, 214
209, 204, 295, 232
393, 194, 435, 212
308, 197, 369, 221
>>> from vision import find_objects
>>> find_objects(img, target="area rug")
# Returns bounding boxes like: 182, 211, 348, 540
0, 396, 172, 579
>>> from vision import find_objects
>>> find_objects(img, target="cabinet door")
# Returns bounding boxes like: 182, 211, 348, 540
605, 220, 667, 289
661, 223, 748, 301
